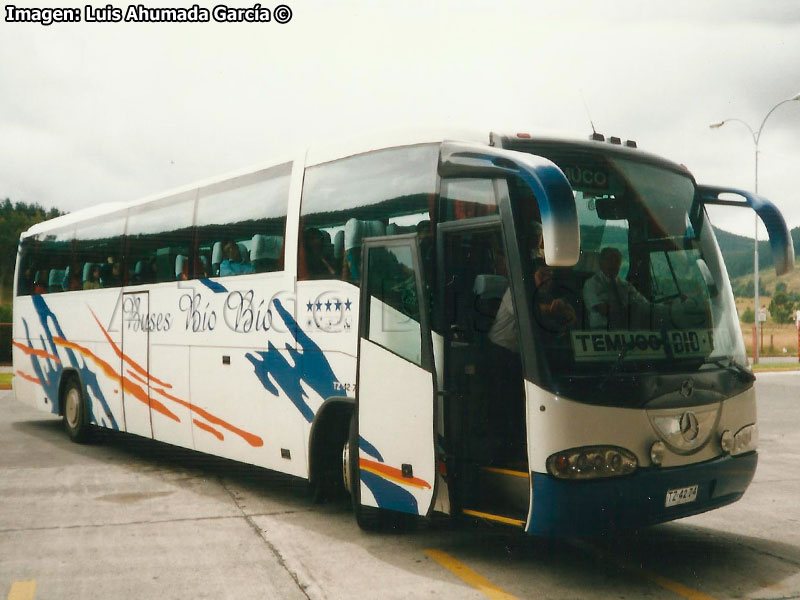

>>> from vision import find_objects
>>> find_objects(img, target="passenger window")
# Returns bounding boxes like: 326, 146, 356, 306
364, 244, 423, 365
299, 145, 438, 283
74, 215, 126, 290
20, 227, 75, 295
125, 191, 195, 285
195, 162, 291, 279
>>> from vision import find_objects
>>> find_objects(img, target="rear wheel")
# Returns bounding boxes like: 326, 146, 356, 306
62, 377, 91, 443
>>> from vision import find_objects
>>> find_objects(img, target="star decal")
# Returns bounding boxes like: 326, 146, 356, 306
306, 301, 313, 312
325, 300, 332, 311
315, 301, 322, 311
344, 299, 352, 311
334, 299, 342, 311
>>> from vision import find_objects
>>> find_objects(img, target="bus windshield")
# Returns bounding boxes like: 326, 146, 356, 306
512, 148, 748, 407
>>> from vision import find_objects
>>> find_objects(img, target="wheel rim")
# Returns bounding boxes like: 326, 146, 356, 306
65, 388, 80, 429
342, 440, 351, 494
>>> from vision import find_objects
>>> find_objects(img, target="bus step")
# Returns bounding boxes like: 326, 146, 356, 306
475, 465, 530, 515
462, 508, 526, 528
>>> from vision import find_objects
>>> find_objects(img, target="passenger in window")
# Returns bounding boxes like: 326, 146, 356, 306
33, 270, 48, 295
67, 265, 83, 291
532, 266, 576, 334
303, 228, 336, 280
83, 265, 101, 290
220, 239, 255, 276
101, 258, 122, 287
583, 247, 649, 329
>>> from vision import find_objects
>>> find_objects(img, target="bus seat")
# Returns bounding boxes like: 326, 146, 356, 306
49, 269, 66, 293
386, 223, 398, 235
175, 255, 188, 280
250, 234, 282, 271
237, 242, 250, 264
61, 266, 71, 291
211, 241, 223, 276
133, 261, 144, 283
198, 255, 210, 277
82, 262, 95, 283
344, 218, 386, 281
333, 230, 344, 261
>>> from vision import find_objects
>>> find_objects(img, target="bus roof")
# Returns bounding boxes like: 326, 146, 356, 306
22, 128, 691, 238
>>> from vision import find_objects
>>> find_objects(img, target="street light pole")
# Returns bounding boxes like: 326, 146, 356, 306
710, 93, 800, 364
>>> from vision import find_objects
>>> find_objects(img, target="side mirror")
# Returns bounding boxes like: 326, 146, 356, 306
697, 185, 795, 276
439, 142, 580, 266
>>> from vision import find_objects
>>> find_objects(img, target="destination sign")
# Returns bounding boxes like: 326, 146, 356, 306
571, 329, 715, 362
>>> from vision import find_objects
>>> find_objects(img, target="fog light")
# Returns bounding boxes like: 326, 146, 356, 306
546, 446, 637, 479
720, 429, 734, 454
650, 441, 666, 466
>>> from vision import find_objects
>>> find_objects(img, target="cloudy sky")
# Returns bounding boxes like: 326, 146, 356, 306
2, 0, 800, 238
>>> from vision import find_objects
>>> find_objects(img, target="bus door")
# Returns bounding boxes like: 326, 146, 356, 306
355, 235, 437, 516
437, 216, 530, 525
120, 292, 153, 438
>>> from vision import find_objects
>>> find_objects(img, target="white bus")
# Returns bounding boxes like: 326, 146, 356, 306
13, 131, 795, 535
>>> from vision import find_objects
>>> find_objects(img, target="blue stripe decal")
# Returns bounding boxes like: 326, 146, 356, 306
360, 469, 419, 514
199, 278, 228, 293
26, 296, 119, 430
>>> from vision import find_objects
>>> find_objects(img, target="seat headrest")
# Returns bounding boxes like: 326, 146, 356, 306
82, 263, 95, 282
333, 230, 345, 259
250, 234, 282, 261
211, 241, 223, 265
344, 218, 386, 251
175, 255, 188, 279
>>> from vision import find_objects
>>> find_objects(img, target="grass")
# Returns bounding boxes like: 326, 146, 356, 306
0, 373, 12, 390
751, 362, 800, 372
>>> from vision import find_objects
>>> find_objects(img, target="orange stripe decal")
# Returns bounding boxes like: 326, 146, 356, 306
52, 336, 180, 423
359, 457, 431, 489
89, 309, 172, 389
16, 370, 40, 384
152, 387, 264, 447
127, 369, 148, 387
193, 419, 224, 441
12, 341, 60, 362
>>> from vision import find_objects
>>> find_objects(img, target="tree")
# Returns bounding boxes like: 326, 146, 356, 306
0, 199, 65, 305
768, 291, 796, 324
741, 307, 755, 324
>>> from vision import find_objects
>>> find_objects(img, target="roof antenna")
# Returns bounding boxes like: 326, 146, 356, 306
581, 90, 604, 141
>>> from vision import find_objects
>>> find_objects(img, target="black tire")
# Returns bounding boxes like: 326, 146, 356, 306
62, 376, 91, 443
347, 415, 412, 532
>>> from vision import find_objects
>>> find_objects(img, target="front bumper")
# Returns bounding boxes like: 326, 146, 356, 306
527, 451, 757, 537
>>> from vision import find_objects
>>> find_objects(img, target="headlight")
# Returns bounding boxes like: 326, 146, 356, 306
546, 446, 637, 480
732, 424, 758, 455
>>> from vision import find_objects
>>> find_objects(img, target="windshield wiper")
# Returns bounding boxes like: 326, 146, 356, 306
704, 358, 755, 383
599, 344, 630, 389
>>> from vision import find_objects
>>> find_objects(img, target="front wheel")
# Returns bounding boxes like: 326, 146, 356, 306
62, 377, 91, 443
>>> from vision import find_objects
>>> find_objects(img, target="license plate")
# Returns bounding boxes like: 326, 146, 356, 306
665, 485, 698, 507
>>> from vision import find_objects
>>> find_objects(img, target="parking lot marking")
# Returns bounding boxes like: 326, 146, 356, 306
571, 540, 718, 600
425, 549, 518, 600
7, 580, 36, 600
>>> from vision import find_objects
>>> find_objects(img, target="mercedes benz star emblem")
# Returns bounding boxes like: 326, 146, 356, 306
679, 411, 700, 442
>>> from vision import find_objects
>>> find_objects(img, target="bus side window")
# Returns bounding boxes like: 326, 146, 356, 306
195, 162, 291, 279
74, 215, 125, 290
33, 226, 75, 295
125, 191, 195, 285
298, 144, 439, 283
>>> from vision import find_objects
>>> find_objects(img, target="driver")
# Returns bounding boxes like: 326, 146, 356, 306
583, 247, 650, 329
